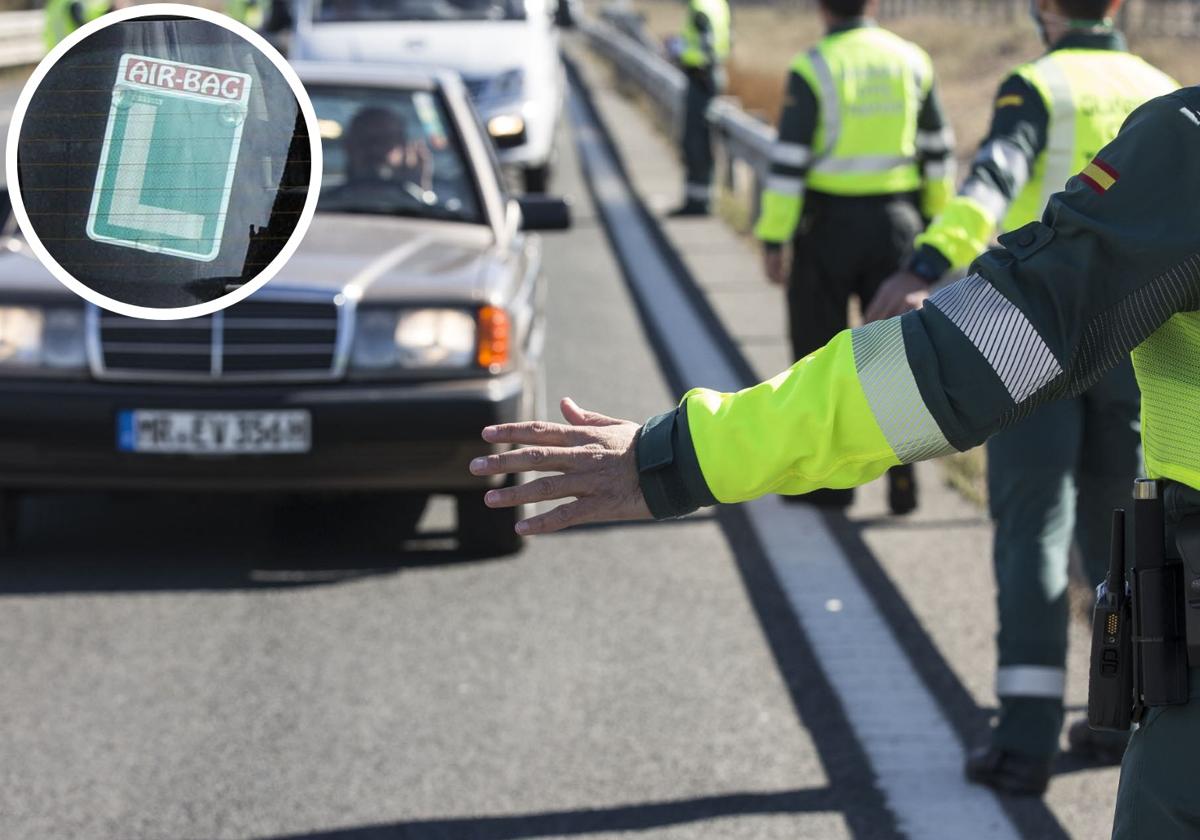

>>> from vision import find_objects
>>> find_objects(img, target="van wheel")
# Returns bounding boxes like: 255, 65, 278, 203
0, 491, 20, 555
523, 163, 551, 194
457, 483, 524, 557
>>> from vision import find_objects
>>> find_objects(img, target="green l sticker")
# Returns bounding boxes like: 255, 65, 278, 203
87, 54, 252, 263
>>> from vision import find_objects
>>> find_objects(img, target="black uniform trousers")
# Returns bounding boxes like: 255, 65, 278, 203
787, 190, 924, 504
681, 67, 718, 203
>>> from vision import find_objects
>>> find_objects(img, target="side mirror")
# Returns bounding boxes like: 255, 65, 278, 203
518, 195, 571, 231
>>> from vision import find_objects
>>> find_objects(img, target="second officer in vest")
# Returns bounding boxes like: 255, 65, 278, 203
756, 0, 954, 512
670, 0, 730, 216
868, 0, 1177, 794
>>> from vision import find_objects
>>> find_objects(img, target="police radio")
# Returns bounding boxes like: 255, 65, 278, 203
1087, 509, 1134, 731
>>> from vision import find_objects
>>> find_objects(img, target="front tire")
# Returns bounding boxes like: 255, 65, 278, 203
457, 482, 524, 557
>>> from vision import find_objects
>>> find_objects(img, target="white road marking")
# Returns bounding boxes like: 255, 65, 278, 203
567, 84, 1021, 840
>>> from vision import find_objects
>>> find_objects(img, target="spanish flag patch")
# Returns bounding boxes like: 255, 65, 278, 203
995, 94, 1024, 108
1079, 158, 1119, 194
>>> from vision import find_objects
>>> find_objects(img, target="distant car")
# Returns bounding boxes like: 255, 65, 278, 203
288, 0, 566, 193
0, 63, 570, 556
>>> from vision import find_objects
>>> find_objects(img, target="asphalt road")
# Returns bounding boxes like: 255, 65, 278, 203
0, 80, 868, 839
0, 47, 1127, 838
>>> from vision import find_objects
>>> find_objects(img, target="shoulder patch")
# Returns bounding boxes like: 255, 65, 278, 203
995, 94, 1024, 108
1079, 157, 1120, 194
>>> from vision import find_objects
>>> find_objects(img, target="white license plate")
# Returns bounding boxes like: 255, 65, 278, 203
117, 410, 311, 454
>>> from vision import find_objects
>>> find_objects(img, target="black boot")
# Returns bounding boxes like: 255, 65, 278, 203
964, 744, 1053, 796
887, 464, 918, 516
668, 199, 710, 217
1066, 719, 1129, 765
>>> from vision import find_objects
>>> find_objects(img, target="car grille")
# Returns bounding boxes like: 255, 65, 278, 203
91, 292, 347, 383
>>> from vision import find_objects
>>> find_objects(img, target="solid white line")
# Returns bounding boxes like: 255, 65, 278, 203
567, 83, 1021, 840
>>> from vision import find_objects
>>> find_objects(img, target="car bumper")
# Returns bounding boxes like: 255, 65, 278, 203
0, 373, 526, 492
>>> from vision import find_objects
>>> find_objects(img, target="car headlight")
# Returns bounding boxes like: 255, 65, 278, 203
351, 307, 482, 371
483, 68, 524, 103
0, 306, 86, 374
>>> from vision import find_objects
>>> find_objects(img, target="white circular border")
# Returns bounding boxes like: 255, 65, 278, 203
5, 3, 323, 321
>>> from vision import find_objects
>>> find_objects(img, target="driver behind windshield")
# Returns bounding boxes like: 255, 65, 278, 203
339, 106, 434, 197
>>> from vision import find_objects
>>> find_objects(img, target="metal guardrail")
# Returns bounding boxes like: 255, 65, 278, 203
581, 12, 776, 229
0, 11, 44, 68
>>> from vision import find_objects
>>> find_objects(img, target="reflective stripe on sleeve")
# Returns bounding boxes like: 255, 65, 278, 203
851, 318, 955, 464
959, 177, 1010, 224
923, 159, 955, 180
917, 127, 955, 153
996, 665, 1066, 699
926, 273, 1064, 404
974, 137, 1031, 194
772, 142, 813, 168
765, 173, 806, 195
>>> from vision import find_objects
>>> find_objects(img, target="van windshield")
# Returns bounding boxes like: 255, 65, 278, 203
313, 0, 526, 23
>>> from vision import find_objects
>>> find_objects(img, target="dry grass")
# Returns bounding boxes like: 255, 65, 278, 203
633, 1, 1200, 159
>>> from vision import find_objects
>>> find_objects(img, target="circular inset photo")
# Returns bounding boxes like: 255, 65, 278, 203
7, 3, 321, 319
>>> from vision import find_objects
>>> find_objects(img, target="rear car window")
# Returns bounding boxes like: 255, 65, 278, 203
16, 16, 311, 309
311, 85, 483, 225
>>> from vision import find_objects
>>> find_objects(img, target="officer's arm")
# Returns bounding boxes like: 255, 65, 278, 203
915, 77, 956, 220
908, 74, 1047, 282
640, 92, 1200, 517
753, 70, 818, 247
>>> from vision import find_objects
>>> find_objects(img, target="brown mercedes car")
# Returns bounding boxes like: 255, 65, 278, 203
0, 63, 569, 555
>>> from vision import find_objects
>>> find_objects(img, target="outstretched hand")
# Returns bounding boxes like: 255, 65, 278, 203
469, 398, 652, 536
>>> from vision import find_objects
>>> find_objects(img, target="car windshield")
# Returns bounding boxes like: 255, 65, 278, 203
313, 0, 525, 23
311, 85, 484, 224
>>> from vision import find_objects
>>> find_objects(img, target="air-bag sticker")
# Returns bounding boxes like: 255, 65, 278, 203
86, 53, 252, 263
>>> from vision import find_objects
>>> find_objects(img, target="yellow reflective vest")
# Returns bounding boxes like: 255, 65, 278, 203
916, 43, 1177, 271
753, 23, 951, 245
679, 0, 730, 70
226, 0, 269, 30
795, 27, 932, 197
43, 0, 107, 49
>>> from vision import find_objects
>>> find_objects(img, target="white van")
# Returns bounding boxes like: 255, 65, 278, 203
289, 0, 566, 192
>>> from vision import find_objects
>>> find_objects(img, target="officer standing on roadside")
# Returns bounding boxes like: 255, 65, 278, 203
867, 0, 1176, 794
668, 0, 730, 216
470, 83, 1200, 838
755, 0, 955, 512
43, 0, 118, 48
225, 0, 268, 30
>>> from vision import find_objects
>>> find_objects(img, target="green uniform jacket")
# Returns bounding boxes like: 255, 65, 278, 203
755, 18, 955, 246
907, 29, 1175, 281
637, 87, 1200, 517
